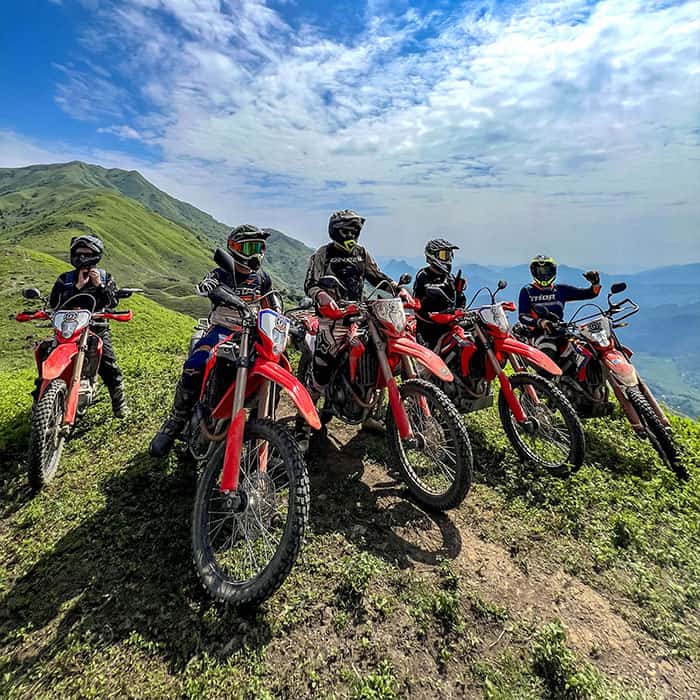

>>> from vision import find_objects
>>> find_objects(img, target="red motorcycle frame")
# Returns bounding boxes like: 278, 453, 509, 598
16, 287, 134, 488
531, 282, 687, 479
188, 248, 321, 608
414, 281, 585, 473
290, 277, 473, 511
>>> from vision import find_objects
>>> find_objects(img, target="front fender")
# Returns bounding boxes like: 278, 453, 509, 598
497, 336, 562, 376
42, 342, 79, 381
601, 349, 638, 386
251, 359, 321, 430
388, 336, 453, 382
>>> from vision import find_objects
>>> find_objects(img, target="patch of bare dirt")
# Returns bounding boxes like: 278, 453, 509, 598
312, 419, 700, 699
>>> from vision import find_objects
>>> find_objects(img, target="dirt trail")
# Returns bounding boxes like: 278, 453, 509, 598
318, 421, 700, 699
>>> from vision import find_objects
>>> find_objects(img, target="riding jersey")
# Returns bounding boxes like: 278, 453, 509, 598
198, 266, 273, 331
49, 268, 118, 312
518, 283, 600, 328
304, 243, 393, 302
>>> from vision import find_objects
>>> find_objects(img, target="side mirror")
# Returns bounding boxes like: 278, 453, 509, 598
497, 279, 507, 290
23, 287, 41, 300
214, 247, 237, 277
398, 273, 412, 286
610, 282, 627, 295
299, 296, 314, 310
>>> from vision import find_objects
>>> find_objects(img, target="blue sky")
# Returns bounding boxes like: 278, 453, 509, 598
1, 0, 699, 266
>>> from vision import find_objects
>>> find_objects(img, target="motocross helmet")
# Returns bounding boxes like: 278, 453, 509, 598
425, 238, 459, 275
328, 209, 365, 253
530, 255, 557, 288
227, 224, 270, 271
70, 234, 104, 269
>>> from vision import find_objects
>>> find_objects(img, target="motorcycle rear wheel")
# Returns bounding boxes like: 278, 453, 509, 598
387, 378, 473, 511
28, 379, 67, 490
498, 373, 585, 475
627, 387, 688, 480
191, 418, 310, 606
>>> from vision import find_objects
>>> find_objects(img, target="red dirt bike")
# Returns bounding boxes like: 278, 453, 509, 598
186, 249, 321, 606
414, 280, 585, 475
290, 274, 473, 511
15, 287, 136, 489
525, 282, 687, 480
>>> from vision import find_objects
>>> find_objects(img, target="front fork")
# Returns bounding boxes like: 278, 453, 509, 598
474, 325, 529, 424
369, 323, 413, 440
63, 329, 89, 426
220, 323, 253, 493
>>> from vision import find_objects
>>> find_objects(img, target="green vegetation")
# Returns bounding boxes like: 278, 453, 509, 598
0, 162, 314, 309
1, 164, 698, 698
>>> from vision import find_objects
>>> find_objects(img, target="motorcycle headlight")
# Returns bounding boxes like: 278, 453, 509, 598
61, 320, 78, 338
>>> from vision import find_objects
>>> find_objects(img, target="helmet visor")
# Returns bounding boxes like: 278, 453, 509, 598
436, 249, 454, 263
532, 261, 556, 284
228, 239, 266, 257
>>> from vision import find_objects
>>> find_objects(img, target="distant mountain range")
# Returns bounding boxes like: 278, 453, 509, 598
378, 257, 700, 417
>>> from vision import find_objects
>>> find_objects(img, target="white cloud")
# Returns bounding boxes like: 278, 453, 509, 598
13, 0, 700, 264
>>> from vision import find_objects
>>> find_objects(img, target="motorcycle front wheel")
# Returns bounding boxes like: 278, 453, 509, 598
191, 418, 310, 606
498, 372, 585, 475
627, 387, 688, 480
28, 379, 67, 490
387, 378, 473, 511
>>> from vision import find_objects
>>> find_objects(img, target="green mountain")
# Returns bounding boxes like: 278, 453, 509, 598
0, 161, 228, 243
0, 162, 314, 309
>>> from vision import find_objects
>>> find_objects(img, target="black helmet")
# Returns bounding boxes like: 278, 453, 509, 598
328, 209, 365, 253
227, 224, 270, 271
70, 234, 104, 269
425, 238, 459, 275
530, 255, 557, 287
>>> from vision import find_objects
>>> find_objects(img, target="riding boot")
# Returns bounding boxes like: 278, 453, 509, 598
108, 381, 128, 418
149, 380, 198, 458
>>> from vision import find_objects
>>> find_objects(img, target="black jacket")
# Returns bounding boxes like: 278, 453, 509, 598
49, 268, 118, 312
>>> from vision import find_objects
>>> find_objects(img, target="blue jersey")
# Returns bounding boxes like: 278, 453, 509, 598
518, 283, 599, 327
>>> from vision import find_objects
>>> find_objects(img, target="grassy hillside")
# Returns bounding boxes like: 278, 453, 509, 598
1, 246, 699, 698
0, 162, 313, 298
0, 161, 228, 243
0, 191, 215, 317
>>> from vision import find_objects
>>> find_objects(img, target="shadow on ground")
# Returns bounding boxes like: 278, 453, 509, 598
306, 424, 463, 569
0, 421, 463, 687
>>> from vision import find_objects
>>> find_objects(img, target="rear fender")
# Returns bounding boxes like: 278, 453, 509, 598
601, 349, 638, 386
252, 359, 321, 430
388, 336, 453, 382
497, 336, 562, 376
42, 342, 79, 381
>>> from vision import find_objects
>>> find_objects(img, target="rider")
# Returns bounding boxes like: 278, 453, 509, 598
36, 235, 127, 417
413, 238, 467, 349
149, 225, 278, 458
518, 255, 601, 358
303, 209, 397, 400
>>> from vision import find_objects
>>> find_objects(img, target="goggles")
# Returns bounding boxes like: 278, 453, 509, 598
228, 239, 266, 257
436, 249, 454, 262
